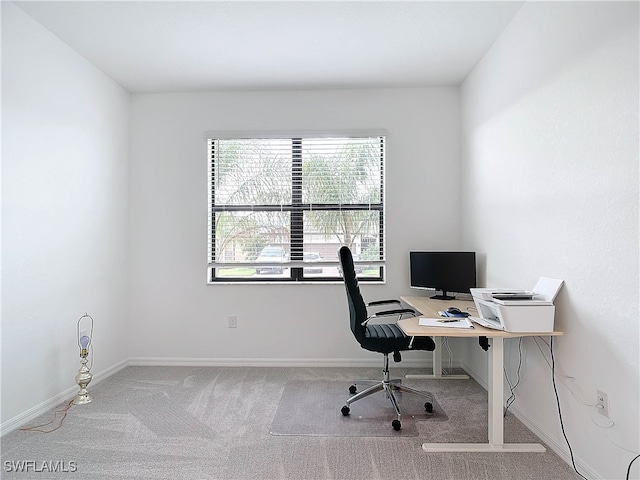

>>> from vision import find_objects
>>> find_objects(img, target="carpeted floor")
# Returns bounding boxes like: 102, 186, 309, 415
1, 366, 583, 479
270, 379, 448, 437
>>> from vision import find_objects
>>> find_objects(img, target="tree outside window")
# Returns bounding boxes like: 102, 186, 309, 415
207, 135, 385, 282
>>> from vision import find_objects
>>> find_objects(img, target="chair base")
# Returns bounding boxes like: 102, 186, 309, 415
342, 353, 434, 430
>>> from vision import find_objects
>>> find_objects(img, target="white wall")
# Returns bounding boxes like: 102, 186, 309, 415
1, 3, 131, 430
460, 2, 639, 479
128, 88, 460, 364
6, 3, 636, 477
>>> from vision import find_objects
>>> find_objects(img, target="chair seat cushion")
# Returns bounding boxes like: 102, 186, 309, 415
362, 323, 435, 353
362, 323, 411, 354
365, 323, 406, 340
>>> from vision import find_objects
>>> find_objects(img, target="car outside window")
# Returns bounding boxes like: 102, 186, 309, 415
207, 135, 386, 283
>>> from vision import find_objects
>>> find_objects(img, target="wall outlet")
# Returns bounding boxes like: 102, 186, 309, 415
228, 315, 237, 328
596, 390, 609, 417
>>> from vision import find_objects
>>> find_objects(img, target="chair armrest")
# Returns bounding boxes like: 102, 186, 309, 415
366, 299, 402, 307
373, 308, 417, 318
362, 308, 417, 325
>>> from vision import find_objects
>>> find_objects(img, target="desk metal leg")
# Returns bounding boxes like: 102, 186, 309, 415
421, 337, 546, 453
405, 338, 470, 380
488, 336, 503, 444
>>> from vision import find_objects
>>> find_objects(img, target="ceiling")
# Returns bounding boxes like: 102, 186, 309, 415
14, 1, 524, 93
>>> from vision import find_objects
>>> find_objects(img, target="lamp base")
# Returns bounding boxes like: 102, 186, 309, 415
73, 391, 93, 405
73, 359, 93, 405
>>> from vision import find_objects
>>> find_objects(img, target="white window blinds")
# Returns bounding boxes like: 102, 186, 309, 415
207, 135, 385, 282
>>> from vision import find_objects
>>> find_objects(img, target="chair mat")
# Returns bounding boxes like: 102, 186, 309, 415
269, 379, 448, 437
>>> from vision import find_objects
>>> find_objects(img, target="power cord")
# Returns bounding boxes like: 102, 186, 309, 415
503, 337, 523, 417
441, 337, 454, 375
536, 336, 639, 479
550, 337, 588, 480
532, 337, 594, 407
627, 455, 640, 480
20, 399, 74, 434
590, 411, 614, 429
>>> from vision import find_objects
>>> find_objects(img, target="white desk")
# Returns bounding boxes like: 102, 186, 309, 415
399, 295, 563, 453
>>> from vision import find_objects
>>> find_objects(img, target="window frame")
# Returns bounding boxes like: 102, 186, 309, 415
206, 132, 387, 284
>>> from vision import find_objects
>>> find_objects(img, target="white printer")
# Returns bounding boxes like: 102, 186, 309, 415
469, 277, 564, 333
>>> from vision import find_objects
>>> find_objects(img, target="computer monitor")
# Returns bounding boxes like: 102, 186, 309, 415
409, 251, 477, 300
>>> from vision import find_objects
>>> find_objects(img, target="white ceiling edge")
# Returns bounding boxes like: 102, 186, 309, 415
13, 1, 525, 93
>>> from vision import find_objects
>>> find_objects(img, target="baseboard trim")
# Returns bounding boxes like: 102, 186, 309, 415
127, 356, 435, 368
509, 403, 598, 479
0, 359, 129, 437
459, 361, 488, 390
461, 360, 598, 480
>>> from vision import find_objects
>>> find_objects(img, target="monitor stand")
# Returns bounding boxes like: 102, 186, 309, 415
430, 291, 456, 301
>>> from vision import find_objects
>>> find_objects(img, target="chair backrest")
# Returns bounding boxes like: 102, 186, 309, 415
339, 246, 368, 343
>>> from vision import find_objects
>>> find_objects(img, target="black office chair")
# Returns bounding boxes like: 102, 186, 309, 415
338, 246, 436, 431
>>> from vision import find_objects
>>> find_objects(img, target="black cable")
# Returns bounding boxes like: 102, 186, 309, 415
504, 337, 523, 416
550, 337, 588, 480
627, 454, 640, 480
544, 337, 637, 478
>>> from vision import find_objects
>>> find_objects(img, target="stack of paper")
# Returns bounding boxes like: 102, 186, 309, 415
418, 317, 474, 328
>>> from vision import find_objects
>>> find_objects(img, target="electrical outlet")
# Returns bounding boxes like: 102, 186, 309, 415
228, 315, 237, 328
596, 390, 609, 417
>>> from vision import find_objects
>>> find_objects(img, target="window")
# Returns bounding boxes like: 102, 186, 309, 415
207, 135, 386, 282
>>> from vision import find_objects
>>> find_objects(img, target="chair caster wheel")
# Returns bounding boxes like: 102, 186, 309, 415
425, 402, 433, 413
341, 405, 350, 416
392, 419, 401, 431
349, 385, 357, 394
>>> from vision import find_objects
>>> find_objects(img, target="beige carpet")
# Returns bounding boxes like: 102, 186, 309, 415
1, 366, 583, 480
270, 379, 447, 437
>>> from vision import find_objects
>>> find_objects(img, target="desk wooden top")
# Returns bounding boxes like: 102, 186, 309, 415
399, 295, 563, 338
